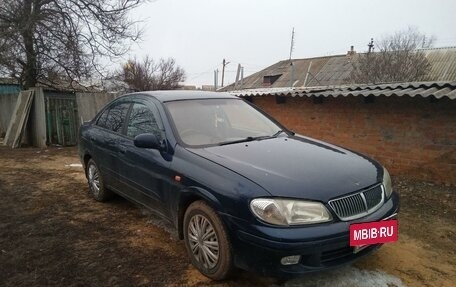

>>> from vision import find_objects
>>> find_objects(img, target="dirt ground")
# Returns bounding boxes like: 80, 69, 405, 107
0, 146, 454, 287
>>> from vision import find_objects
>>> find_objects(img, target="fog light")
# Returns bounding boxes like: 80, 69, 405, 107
280, 255, 301, 265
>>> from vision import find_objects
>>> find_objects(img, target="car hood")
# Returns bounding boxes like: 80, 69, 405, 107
187, 136, 382, 202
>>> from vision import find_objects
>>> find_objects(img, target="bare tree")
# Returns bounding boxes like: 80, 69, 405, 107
120, 56, 186, 91
0, 0, 147, 89
350, 27, 434, 84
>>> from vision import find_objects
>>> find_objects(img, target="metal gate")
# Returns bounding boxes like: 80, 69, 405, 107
44, 92, 79, 146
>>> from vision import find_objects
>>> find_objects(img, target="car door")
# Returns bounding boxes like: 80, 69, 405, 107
116, 101, 172, 217
90, 101, 131, 190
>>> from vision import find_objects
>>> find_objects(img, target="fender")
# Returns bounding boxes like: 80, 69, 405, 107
174, 186, 224, 240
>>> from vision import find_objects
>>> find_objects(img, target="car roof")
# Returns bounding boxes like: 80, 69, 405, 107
126, 90, 238, 102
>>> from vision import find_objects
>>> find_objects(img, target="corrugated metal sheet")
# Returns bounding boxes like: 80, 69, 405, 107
274, 57, 332, 87
306, 56, 353, 87
229, 81, 456, 100
422, 47, 456, 82
221, 47, 456, 92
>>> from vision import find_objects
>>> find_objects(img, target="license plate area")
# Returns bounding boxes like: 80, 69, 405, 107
353, 244, 370, 254
350, 219, 398, 247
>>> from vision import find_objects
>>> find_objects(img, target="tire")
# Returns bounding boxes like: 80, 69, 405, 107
183, 200, 233, 280
85, 159, 113, 202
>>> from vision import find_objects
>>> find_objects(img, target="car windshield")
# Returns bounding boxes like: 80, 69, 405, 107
165, 98, 283, 147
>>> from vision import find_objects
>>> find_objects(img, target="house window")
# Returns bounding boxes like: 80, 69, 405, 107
263, 74, 281, 86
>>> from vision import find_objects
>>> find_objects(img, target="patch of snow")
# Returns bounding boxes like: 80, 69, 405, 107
277, 266, 405, 287
65, 163, 83, 168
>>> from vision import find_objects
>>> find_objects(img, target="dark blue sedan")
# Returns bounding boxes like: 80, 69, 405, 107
78, 91, 399, 280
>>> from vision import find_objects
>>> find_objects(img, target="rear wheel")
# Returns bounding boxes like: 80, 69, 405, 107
183, 201, 233, 280
86, 159, 113, 202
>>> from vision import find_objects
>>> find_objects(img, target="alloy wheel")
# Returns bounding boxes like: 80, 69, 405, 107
88, 164, 100, 197
187, 214, 220, 269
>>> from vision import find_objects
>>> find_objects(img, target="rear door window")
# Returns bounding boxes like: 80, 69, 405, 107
96, 109, 110, 129
96, 102, 131, 133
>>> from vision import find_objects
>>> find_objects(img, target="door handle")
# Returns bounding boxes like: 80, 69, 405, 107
119, 146, 127, 154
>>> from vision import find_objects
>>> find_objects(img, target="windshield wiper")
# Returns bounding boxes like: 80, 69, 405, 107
219, 133, 280, 146
219, 137, 256, 146
271, 129, 286, 137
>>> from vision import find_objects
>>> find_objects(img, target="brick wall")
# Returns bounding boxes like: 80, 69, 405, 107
250, 95, 456, 184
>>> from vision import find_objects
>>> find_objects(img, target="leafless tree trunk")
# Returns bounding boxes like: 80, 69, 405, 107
120, 56, 186, 91
350, 27, 434, 84
0, 0, 147, 89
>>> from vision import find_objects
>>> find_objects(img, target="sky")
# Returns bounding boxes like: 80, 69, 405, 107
125, 0, 456, 87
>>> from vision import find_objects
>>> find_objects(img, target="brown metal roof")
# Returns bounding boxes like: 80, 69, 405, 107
229, 81, 456, 100
220, 47, 456, 92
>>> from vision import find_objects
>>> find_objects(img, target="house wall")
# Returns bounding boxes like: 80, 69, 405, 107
250, 95, 456, 184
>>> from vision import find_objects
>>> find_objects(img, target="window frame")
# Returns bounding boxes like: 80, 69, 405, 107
94, 99, 132, 135
124, 100, 165, 140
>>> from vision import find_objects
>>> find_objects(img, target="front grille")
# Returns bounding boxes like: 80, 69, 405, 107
329, 184, 384, 221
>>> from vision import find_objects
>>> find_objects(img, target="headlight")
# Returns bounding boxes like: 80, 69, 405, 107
250, 198, 332, 226
383, 167, 393, 198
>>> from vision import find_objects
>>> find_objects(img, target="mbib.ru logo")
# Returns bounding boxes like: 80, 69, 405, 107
350, 219, 398, 246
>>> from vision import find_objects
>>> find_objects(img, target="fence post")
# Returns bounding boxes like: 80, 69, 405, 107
30, 87, 47, 148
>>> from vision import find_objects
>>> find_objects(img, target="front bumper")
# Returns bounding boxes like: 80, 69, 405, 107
222, 191, 399, 277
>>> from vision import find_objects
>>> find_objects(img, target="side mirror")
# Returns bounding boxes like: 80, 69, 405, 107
134, 133, 164, 150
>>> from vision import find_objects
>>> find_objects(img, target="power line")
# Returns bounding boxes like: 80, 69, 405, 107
186, 62, 222, 80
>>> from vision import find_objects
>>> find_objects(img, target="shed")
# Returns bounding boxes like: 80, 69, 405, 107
229, 82, 456, 184
0, 82, 120, 147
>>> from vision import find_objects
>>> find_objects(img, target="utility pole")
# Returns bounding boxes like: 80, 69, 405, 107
368, 38, 374, 53
289, 27, 295, 60
240, 66, 244, 89
221, 59, 230, 87
214, 69, 219, 90
234, 64, 241, 89
289, 27, 295, 88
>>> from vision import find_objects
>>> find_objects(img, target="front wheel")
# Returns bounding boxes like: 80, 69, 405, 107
183, 201, 233, 280
85, 159, 113, 202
